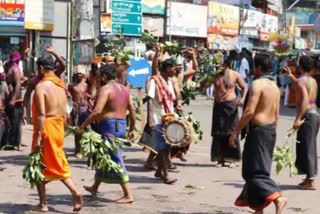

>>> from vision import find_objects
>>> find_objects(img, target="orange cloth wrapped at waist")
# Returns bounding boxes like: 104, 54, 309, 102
32, 116, 71, 181
31, 73, 69, 181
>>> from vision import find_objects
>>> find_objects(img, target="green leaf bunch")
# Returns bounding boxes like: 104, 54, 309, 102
184, 113, 203, 144
273, 130, 299, 177
22, 150, 46, 188
141, 30, 159, 47
105, 31, 134, 62
181, 84, 199, 106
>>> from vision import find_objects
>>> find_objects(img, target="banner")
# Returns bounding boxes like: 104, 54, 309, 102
101, 14, 112, 32
208, 2, 239, 36
24, 0, 55, 31
168, 3, 207, 38
260, 14, 278, 41
142, 17, 164, 37
0, 0, 25, 27
142, 0, 165, 15
241, 9, 263, 38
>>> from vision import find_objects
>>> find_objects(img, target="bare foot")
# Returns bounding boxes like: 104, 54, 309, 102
20, 143, 28, 147
178, 155, 187, 162
164, 178, 177, 185
32, 204, 49, 212
254, 210, 263, 214
275, 197, 287, 214
83, 185, 98, 196
0, 165, 6, 171
154, 171, 164, 179
298, 179, 307, 186
114, 196, 134, 204
72, 192, 83, 212
300, 180, 316, 190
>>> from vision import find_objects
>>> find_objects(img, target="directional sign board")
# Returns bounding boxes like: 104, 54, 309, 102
127, 58, 151, 88
112, 0, 142, 36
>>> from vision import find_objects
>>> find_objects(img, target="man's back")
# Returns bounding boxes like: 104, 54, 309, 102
251, 78, 280, 125
100, 81, 129, 120
37, 81, 66, 118
214, 69, 238, 103
299, 76, 318, 108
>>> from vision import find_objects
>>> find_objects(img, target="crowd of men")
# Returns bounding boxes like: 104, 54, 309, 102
0, 43, 319, 214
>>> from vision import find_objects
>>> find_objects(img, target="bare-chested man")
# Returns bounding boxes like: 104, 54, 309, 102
284, 55, 320, 190
32, 55, 82, 212
229, 53, 287, 214
79, 64, 136, 204
210, 58, 248, 167
69, 66, 89, 157
4, 51, 22, 149
23, 45, 65, 123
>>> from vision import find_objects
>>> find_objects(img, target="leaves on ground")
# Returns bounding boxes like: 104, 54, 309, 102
184, 184, 205, 190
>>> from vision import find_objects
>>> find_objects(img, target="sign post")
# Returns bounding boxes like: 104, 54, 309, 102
127, 58, 152, 129
111, 0, 142, 36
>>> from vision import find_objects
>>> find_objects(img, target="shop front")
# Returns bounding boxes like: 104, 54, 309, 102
0, 1, 27, 69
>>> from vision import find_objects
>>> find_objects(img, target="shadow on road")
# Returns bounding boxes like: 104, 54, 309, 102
0, 154, 27, 166
130, 175, 160, 184
223, 182, 244, 189
279, 184, 301, 191
173, 163, 214, 168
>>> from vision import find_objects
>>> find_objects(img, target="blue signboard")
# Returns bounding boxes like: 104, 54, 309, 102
112, 0, 142, 36
127, 58, 151, 88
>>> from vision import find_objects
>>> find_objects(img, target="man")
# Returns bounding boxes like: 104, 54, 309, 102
79, 65, 136, 204
4, 51, 22, 149
0, 73, 9, 149
69, 66, 89, 157
229, 53, 287, 214
239, 51, 249, 83
33, 55, 82, 212
102, 55, 114, 65
23, 45, 65, 123
284, 56, 320, 190
211, 59, 248, 167
146, 58, 179, 184
143, 44, 183, 171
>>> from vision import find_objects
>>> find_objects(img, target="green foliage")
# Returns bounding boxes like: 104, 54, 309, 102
22, 149, 46, 188
273, 130, 299, 177
163, 41, 183, 56
141, 30, 159, 47
66, 127, 131, 178
184, 113, 203, 144
184, 184, 205, 190
181, 84, 198, 106
105, 31, 134, 62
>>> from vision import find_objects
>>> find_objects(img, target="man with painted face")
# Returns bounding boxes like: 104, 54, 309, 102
69, 66, 89, 158
80, 64, 136, 204
32, 55, 82, 212
229, 53, 287, 214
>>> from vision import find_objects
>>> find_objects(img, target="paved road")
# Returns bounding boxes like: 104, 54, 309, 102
0, 96, 319, 214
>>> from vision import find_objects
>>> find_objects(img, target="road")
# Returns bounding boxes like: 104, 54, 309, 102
0, 96, 319, 214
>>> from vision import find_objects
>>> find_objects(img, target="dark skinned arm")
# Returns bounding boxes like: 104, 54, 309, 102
236, 72, 248, 106
45, 45, 66, 77
152, 43, 161, 76
127, 95, 136, 132
229, 81, 262, 148
34, 85, 46, 150
23, 79, 35, 119
172, 77, 183, 110
10, 68, 21, 106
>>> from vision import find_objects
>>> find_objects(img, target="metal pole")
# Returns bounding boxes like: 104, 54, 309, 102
164, 0, 168, 42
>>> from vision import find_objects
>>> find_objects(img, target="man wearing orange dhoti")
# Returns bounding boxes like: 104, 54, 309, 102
32, 55, 82, 212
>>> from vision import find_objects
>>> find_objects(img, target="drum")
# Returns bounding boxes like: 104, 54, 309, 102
162, 117, 194, 147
